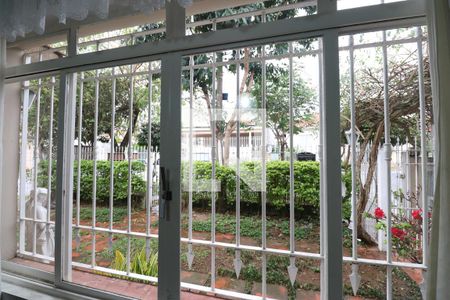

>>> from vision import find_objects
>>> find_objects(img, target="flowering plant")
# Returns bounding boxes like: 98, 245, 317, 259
367, 193, 431, 264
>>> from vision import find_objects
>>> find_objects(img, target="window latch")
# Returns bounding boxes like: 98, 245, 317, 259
160, 167, 172, 221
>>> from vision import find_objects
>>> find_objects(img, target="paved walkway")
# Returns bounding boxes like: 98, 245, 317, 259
10, 257, 408, 299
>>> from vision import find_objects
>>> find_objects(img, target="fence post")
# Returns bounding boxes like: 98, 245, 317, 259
377, 146, 388, 251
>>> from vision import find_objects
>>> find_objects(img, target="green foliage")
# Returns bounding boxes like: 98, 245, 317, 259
76, 206, 128, 223
189, 1, 316, 34
267, 256, 290, 285
181, 1, 318, 165
241, 265, 262, 282
136, 122, 160, 150
185, 213, 313, 240
111, 247, 158, 277
76, 73, 161, 147
341, 167, 352, 221
27, 77, 60, 159
367, 201, 430, 264
38, 160, 146, 205
342, 227, 353, 249
251, 64, 317, 158
183, 160, 320, 213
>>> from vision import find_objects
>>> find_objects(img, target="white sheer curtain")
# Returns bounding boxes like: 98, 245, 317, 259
0, 0, 192, 42
426, 0, 450, 299
0, 38, 5, 296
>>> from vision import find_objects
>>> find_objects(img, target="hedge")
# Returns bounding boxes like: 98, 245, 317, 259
181, 161, 322, 214
38, 159, 350, 218
38, 160, 146, 205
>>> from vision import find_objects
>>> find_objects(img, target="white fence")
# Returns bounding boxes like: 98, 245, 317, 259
352, 138, 435, 245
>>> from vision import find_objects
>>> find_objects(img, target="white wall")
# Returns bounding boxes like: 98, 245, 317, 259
2, 47, 22, 259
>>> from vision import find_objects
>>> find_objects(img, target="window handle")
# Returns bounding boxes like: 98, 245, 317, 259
160, 167, 172, 221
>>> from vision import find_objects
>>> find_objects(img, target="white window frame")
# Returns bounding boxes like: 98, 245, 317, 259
0, 1, 429, 299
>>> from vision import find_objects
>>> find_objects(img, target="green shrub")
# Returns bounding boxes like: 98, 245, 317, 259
76, 206, 128, 223
38, 160, 146, 205
111, 247, 158, 277
182, 160, 321, 214
341, 166, 352, 221
184, 213, 314, 240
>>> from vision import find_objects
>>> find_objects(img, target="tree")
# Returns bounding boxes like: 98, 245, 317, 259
75, 24, 164, 149
184, 0, 316, 165
252, 63, 316, 160
340, 48, 432, 245
27, 77, 60, 161
71, 65, 160, 149
136, 122, 161, 150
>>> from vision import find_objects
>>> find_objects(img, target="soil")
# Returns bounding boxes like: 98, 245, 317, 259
71, 207, 423, 299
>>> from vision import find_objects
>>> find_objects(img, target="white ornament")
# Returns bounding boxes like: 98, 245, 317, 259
25, 188, 55, 259
287, 256, 298, 286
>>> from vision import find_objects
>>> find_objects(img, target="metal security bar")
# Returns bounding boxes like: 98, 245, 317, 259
341, 25, 432, 298
186, 1, 316, 33
91, 67, 99, 269
261, 37, 268, 298
210, 47, 217, 291
234, 48, 242, 280
68, 62, 161, 283
15, 26, 432, 300
180, 39, 322, 299
177, 26, 431, 299
70, 1, 318, 55
18, 58, 58, 261
381, 28, 394, 300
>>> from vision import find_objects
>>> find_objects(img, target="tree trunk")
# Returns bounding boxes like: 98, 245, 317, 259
355, 123, 384, 245
344, 144, 351, 167
222, 124, 236, 166
280, 140, 286, 161
221, 47, 253, 166
216, 65, 225, 164
219, 140, 224, 165
223, 130, 232, 166
120, 108, 140, 148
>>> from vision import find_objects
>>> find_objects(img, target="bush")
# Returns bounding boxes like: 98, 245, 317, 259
182, 160, 321, 214
341, 167, 352, 221
38, 160, 146, 205
111, 247, 158, 277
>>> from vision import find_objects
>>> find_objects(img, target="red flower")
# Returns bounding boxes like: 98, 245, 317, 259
412, 209, 422, 220
392, 227, 406, 240
374, 207, 385, 219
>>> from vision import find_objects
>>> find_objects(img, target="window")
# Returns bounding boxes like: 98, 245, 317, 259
187, 0, 317, 35
339, 26, 432, 298
180, 39, 322, 297
2, 1, 432, 300
337, 0, 407, 10
8, 38, 68, 67
16, 75, 60, 272
68, 62, 161, 298
78, 24, 166, 54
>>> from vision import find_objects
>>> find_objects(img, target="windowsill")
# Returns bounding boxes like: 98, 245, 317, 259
1, 272, 96, 300
3, 258, 219, 300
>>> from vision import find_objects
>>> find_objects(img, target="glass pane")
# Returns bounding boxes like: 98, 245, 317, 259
8, 37, 67, 67
78, 8, 166, 54
337, 0, 407, 10
339, 26, 432, 298
186, 0, 317, 36
13, 75, 60, 274
68, 61, 161, 299
181, 37, 322, 298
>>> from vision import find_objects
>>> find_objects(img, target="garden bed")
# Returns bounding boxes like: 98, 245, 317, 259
72, 206, 422, 299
